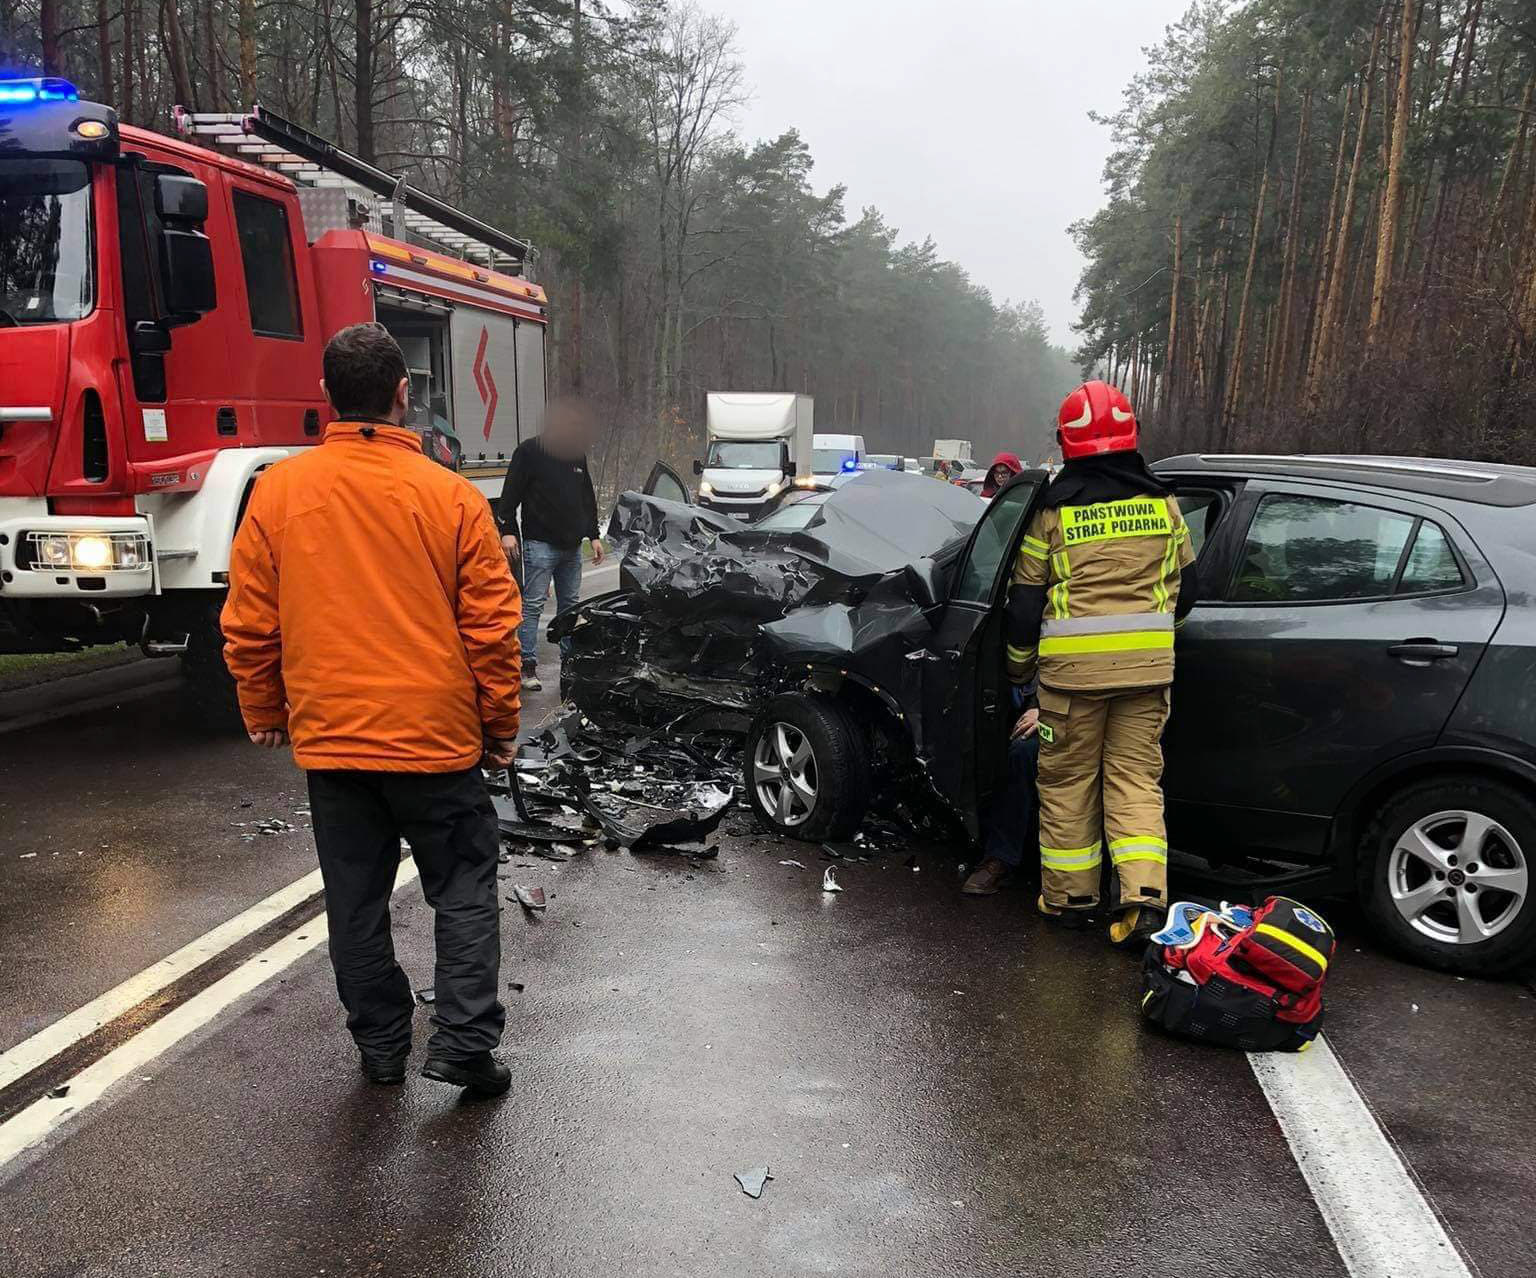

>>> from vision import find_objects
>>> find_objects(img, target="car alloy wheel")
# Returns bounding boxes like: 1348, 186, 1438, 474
752, 721, 818, 827
1387, 808, 1530, 945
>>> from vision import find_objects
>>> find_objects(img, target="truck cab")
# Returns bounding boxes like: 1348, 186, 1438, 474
697, 392, 814, 521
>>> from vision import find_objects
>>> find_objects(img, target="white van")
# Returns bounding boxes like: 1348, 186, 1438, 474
811, 433, 866, 480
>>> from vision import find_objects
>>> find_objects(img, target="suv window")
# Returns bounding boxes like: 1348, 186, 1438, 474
1172, 488, 1222, 558
954, 481, 1034, 603
232, 189, 301, 338
1231, 494, 1464, 603
1396, 520, 1465, 593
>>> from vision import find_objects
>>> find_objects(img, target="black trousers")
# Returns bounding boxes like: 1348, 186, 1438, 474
307, 766, 505, 1062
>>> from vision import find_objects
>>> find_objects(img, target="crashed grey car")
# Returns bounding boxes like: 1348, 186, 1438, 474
554, 466, 1010, 842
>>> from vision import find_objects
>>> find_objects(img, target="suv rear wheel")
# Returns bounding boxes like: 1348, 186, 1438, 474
745, 694, 869, 841
1360, 777, 1536, 975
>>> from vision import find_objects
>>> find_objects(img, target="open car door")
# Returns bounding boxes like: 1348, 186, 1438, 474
918, 471, 1046, 835
642, 461, 692, 504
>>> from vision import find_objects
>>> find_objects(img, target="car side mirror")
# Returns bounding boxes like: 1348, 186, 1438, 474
130, 320, 172, 355
692, 458, 704, 476
159, 228, 216, 319
904, 557, 944, 612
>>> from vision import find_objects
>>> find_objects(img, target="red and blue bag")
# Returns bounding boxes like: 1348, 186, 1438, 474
1139, 896, 1336, 1052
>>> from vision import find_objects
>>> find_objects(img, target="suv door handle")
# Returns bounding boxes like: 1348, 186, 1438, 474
1388, 641, 1459, 666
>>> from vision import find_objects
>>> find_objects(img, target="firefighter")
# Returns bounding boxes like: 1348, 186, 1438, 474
1005, 381, 1199, 947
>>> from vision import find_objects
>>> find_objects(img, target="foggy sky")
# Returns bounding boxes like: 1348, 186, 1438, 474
703, 0, 1189, 350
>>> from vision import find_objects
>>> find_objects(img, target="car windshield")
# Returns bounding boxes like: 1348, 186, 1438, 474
812, 448, 856, 473
0, 159, 94, 324
707, 441, 783, 470
752, 491, 829, 532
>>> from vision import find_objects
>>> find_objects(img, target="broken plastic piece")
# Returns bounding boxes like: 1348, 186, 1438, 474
779, 859, 806, 868
48, 1084, 70, 1099
734, 1166, 773, 1199
414, 988, 435, 1005
512, 885, 547, 911
822, 867, 844, 893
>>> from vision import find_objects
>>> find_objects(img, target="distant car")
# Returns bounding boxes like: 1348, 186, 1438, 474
903, 458, 922, 474
570, 453, 1536, 975
863, 453, 903, 471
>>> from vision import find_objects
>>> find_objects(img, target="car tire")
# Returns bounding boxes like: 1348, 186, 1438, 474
1359, 777, 1536, 976
745, 694, 869, 842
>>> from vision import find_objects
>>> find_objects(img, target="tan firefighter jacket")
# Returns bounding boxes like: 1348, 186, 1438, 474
1007, 493, 1196, 691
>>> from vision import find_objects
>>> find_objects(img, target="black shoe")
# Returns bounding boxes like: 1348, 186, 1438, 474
1109, 901, 1168, 950
360, 1054, 408, 1085
421, 1051, 511, 1096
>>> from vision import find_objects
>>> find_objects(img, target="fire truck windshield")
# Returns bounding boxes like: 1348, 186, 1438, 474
0, 158, 94, 325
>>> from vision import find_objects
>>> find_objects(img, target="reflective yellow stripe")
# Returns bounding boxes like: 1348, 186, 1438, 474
1038, 631, 1175, 656
1049, 550, 1071, 619
1005, 644, 1035, 663
1040, 843, 1103, 871
1110, 850, 1168, 866
1019, 542, 1047, 562
1255, 922, 1329, 972
1154, 524, 1179, 612
1109, 837, 1169, 867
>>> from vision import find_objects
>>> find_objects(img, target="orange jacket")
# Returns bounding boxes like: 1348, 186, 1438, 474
221, 423, 522, 772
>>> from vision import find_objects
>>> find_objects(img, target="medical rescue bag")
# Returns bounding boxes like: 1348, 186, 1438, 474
1139, 896, 1336, 1052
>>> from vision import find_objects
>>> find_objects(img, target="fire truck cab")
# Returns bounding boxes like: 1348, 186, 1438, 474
0, 79, 547, 717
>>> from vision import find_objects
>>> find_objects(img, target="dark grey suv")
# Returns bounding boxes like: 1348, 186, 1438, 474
567, 455, 1536, 975
1155, 454, 1536, 974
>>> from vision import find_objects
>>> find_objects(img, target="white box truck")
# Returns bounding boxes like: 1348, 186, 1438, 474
933, 438, 975, 466
696, 393, 814, 520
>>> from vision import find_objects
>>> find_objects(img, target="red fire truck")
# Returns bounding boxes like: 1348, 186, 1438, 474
0, 78, 548, 716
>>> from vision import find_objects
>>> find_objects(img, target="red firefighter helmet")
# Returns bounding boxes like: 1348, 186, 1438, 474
1056, 381, 1138, 460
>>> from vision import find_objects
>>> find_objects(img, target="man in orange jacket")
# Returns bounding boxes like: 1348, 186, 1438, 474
222, 323, 523, 1096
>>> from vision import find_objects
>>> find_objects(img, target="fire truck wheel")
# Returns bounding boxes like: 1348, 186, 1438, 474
180, 597, 244, 732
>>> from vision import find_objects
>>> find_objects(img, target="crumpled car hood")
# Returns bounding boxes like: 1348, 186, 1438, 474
558, 471, 987, 728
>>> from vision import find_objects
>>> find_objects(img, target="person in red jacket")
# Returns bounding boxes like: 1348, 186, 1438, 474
222, 322, 522, 1096
980, 451, 1023, 498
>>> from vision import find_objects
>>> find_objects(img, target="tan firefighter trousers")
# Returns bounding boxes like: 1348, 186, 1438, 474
1035, 685, 1170, 912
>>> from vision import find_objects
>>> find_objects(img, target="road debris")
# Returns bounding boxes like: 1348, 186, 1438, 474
734, 1166, 774, 1199
512, 885, 547, 912
47, 1085, 70, 1099
822, 867, 844, 893
779, 859, 806, 868
414, 988, 435, 1005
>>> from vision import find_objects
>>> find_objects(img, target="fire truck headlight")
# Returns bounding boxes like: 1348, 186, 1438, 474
72, 535, 113, 570
37, 535, 73, 568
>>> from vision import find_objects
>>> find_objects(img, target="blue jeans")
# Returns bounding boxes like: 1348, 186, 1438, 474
517, 540, 583, 672
983, 734, 1040, 868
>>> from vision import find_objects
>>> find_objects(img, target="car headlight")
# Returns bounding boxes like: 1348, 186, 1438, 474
763, 478, 785, 499
72, 535, 113, 569
698, 480, 714, 497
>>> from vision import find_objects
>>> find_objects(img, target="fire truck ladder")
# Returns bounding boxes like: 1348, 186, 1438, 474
173, 104, 531, 272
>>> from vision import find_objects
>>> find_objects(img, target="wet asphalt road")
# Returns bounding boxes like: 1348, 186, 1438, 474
1, 565, 1534, 1276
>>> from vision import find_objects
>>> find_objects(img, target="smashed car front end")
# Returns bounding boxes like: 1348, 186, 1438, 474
554, 471, 988, 792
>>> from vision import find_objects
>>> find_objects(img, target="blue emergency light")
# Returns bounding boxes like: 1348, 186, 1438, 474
841, 459, 858, 472
0, 77, 80, 105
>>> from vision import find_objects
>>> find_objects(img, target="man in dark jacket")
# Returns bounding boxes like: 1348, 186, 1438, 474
495, 398, 604, 691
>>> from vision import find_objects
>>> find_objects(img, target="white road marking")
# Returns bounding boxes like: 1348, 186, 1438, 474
0, 860, 419, 1170
1249, 1037, 1473, 1278
0, 868, 326, 1091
